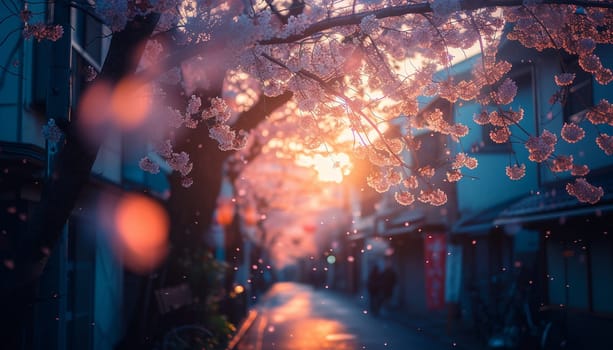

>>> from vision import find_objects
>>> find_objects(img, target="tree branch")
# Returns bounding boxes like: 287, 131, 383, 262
232, 91, 294, 132
143, 0, 612, 81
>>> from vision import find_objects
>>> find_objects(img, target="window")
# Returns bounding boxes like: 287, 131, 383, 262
71, 5, 107, 103
412, 98, 452, 165
480, 69, 532, 152
414, 130, 445, 166
563, 58, 593, 122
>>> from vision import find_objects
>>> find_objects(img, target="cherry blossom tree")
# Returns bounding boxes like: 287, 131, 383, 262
4, 0, 613, 298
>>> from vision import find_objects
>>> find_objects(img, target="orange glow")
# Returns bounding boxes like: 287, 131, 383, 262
110, 77, 151, 130
114, 194, 169, 273
242, 205, 258, 226
217, 199, 235, 226
78, 81, 113, 140
263, 283, 353, 348
296, 153, 351, 183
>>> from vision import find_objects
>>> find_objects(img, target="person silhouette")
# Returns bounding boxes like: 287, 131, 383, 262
367, 265, 381, 315
380, 261, 397, 311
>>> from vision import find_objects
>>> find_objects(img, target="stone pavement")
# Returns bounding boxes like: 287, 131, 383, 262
228, 289, 485, 350
350, 294, 486, 350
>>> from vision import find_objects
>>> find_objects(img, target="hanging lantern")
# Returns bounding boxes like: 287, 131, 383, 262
216, 199, 235, 226
302, 223, 316, 234
243, 205, 259, 226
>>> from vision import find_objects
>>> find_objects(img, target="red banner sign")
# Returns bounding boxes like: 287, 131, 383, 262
424, 233, 446, 310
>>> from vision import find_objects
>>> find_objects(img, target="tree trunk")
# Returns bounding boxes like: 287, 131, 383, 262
0, 8, 160, 314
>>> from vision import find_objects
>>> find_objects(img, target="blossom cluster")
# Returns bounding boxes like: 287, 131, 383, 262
585, 100, 613, 125
359, 15, 380, 35
417, 189, 447, 206
139, 157, 160, 174
596, 134, 613, 156
505, 5, 613, 85
452, 153, 478, 170
139, 140, 194, 187
41, 118, 63, 144
525, 130, 557, 163
23, 23, 63, 42
505, 164, 526, 180
99, 0, 613, 206
550, 155, 573, 173
42, 118, 63, 154
493, 78, 517, 105
566, 178, 604, 204
560, 123, 585, 143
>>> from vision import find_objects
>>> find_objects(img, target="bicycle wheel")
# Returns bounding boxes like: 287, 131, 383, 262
540, 321, 567, 350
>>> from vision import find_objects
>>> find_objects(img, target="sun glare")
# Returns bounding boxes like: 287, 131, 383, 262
296, 153, 351, 183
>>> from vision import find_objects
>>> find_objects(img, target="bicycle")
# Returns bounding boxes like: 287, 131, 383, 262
485, 277, 568, 350
161, 324, 214, 350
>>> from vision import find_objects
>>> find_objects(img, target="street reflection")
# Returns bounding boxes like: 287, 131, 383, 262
242, 283, 357, 350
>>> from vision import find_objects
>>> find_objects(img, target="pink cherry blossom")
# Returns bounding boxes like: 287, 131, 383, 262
181, 177, 194, 188
490, 127, 510, 144
23, 23, 63, 42
452, 153, 478, 170
550, 155, 573, 173
561, 123, 585, 143
403, 176, 419, 190
394, 191, 415, 206
473, 111, 490, 125
505, 164, 526, 180
418, 165, 436, 178
596, 133, 613, 156
446, 170, 463, 182
359, 15, 379, 35
139, 157, 160, 174
494, 78, 517, 105
554, 73, 575, 86
586, 100, 613, 125
579, 54, 602, 74
571, 164, 590, 176
42, 118, 63, 144
566, 178, 604, 204
418, 189, 447, 206
186, 95, 202, 115
525, 130, 557, 162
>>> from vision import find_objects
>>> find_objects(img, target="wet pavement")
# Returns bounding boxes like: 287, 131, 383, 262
234, 282, 461, 350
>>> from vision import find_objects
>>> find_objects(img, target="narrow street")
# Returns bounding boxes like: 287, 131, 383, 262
235, 282, 457, 350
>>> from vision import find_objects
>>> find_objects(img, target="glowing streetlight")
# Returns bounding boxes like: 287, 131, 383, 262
242, 204, 259, 227
216, 199, 235, 226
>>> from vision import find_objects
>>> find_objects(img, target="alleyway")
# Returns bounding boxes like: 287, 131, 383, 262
233, 282, 462, 350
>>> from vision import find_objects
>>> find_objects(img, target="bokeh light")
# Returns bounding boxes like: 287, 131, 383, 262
113, 193, 169, 273
77, 81, 113, 144
110, 77, 152, 130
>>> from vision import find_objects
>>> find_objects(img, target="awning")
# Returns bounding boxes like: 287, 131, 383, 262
452, 200, 511, 236
494, 174, 613, 226
375, 207, 426, 236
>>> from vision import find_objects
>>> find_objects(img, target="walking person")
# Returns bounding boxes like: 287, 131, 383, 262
380, 260, 397, 313
367, 264, 381, 316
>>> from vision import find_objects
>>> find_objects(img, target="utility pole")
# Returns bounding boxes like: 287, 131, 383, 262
35, 1, 72, 349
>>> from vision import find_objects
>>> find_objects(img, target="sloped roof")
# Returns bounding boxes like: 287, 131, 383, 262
452, 198, 516, 235
495, 174, 613, 226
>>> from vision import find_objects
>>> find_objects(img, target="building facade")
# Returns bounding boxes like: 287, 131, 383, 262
450, 39, 613, 348
339, 32, 613, 349
0, 3, 167, 349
